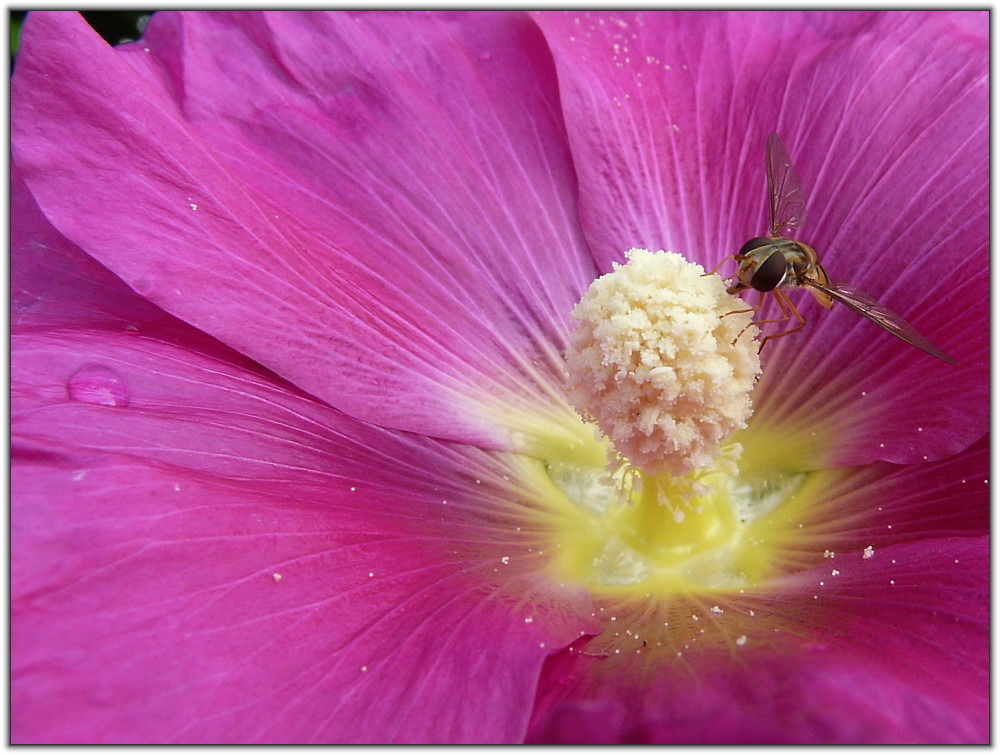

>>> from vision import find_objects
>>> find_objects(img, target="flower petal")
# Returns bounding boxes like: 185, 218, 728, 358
13, 456, 593, 744
789, 433, 989, 548
12, 11, 596, 450
528, 536, 987, 744
535, 10, 988, 466
12, 164, 165, 333
13, 147, 601, 742
12, 327, 599, 743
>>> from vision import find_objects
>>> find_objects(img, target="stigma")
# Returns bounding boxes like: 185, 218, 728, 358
564, 249, 761, 477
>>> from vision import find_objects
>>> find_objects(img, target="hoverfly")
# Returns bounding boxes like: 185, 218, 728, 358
720, 132, 954, 364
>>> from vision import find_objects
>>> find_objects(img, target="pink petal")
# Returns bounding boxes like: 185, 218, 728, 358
12, 329, 599, 743
528, 536, 987, 744
791, 433, 989, 549
536, 10, 987, 466
12, 11, 596, 450
13, 164, 156, 332
11, 162, 240, 378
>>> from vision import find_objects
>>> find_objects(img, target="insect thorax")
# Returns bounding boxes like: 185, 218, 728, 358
776, 238, 819, 287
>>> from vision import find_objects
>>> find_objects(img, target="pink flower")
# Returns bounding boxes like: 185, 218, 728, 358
12, 10, 988, 743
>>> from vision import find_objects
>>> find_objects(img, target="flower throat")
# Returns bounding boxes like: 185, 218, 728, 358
524, 249, 807, 591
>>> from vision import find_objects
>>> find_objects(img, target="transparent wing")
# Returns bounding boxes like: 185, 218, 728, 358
766, 132, 808, 237
804, 279, 955, 364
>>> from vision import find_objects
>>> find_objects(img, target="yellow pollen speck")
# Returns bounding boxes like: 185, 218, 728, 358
272, 573, 282, 582
863, 545, 875, 559
564, 249, 760, 476
736, 635, 747, 646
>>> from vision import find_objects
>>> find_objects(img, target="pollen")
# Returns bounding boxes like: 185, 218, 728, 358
565, 249, 760, 476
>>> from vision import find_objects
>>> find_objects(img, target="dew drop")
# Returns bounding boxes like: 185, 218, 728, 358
67, 364, 130, 407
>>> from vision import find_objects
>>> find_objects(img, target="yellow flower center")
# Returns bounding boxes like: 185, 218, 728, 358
535, 450, 809, 591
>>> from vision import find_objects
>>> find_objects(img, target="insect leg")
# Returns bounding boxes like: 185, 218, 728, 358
701, 255, 737, 278
729, 291, 767, 345
757, 289, 807, 352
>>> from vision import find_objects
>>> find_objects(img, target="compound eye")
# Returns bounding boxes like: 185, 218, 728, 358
750, 249, 787, 292
738, 236, 773, 257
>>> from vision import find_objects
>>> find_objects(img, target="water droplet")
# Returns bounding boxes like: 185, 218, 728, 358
67, 364, 130, 407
